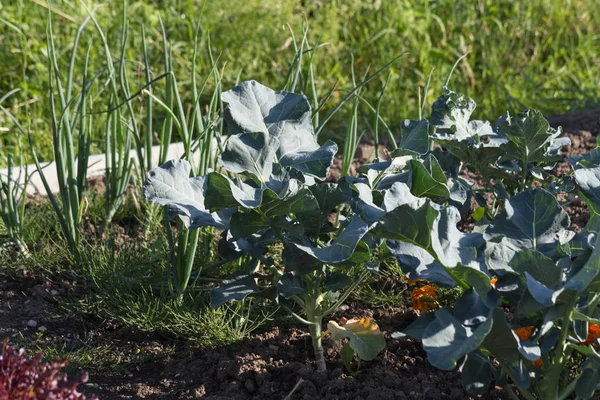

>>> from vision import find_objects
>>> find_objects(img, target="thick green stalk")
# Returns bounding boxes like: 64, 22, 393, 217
309, 317, 326, 372
304, 275, 326, 372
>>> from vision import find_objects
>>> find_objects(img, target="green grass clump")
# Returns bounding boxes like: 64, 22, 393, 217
1, 0, 599, 166
356, 259, 408, 308
1, 193, 271, 350
74, 242, 270, 346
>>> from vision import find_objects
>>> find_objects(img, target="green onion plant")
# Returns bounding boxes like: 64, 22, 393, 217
144, 20, 225, 297
84, 3, 134, 226
26, 10, 97, 261
0, 149, 28, 253
0, 90, 28, 253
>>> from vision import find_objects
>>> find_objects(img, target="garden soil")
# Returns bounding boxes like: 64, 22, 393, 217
1, 109, 599, 399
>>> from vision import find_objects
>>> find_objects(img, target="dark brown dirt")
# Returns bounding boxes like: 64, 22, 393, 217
0, 272, 507, 400
1, 109, 598, 399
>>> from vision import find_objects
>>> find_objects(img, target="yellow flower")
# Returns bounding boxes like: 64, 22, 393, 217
514, 326, 535, 340
410, 284, 439, 312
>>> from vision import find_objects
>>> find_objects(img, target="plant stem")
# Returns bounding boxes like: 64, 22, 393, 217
308, 317, 326, 372
280, 304, 315, 326
545, 295, 577, 399
323, 270, 369, 316
521, 161, 529, 192
304, 274, 326, 372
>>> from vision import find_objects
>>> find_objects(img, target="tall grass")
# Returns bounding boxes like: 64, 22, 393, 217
1, 0, 599, 166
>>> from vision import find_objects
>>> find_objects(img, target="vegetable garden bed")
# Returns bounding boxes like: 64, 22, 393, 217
1, 107, 598, 399
2, 5, 600, 398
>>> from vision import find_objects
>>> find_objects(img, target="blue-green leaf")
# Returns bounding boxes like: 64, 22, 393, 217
387, 240, 455, 287
222, 80, 313, 145
279, 140, 338, 179
481, 308, 520, 364
205, 172, 262, 209
222, 80, 335, 178
461, 352, 492, 395
277, 273, 308, 298
400, 118, 429, 155
499, 109, 564, 164
229, 212, 270, 240
431, 88, 492, 141
261, 187, 319, 217
211, 271, 262, 307
507, 360, 530, 389
431, 208, 486, 271
525, 272, 564, 307
408, 159, 450, 199
220, 131, 277, 182
392, 311, 436, 340
565, 233, 600, 292
485, 188, 573, 271
292, 216, 370, 263
372, 198, 438, 247
574, 167, 600, 232
510, 249, 563, 288
422, 308, 493, 370
454, 289, 492, 326
575, 368, 600, 399
144, 159, 234, 229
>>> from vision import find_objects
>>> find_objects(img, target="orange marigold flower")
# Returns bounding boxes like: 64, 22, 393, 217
490, 276, 498, 289
580, 323, 600, 346
514, 326, 535, 340
411, 284, 439, 312
533, 359, 543, 369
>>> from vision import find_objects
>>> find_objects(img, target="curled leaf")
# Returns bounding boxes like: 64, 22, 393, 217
327, 317, 386, 361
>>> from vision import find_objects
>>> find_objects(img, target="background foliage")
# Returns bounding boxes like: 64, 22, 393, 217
1, 0, 599, 165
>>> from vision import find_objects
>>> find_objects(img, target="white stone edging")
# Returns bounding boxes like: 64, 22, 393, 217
0, 142, 195, 196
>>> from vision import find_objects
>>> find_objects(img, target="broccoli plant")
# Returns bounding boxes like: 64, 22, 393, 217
144, 81, 385, 371
428, 88, 571, 219
388, 185, 600, 399
336, 82, 600, 397
340, 86, 599, 398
